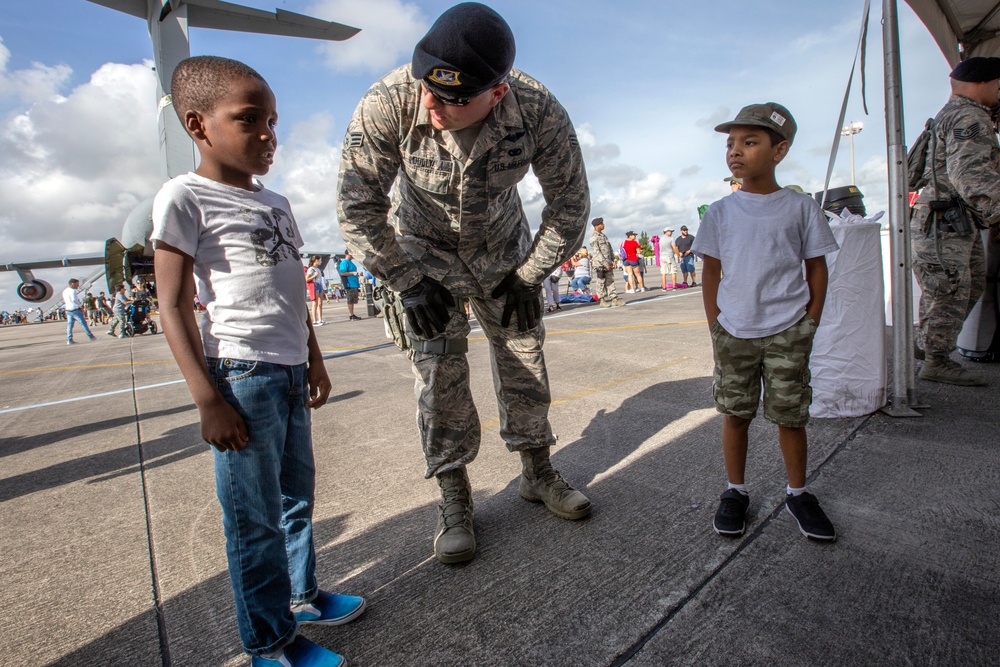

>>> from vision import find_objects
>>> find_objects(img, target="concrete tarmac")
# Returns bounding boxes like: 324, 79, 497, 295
1, 279, 997, 667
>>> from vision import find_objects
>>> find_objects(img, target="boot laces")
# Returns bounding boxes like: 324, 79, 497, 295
531, 460, 573, 496
439, 484, 471, 529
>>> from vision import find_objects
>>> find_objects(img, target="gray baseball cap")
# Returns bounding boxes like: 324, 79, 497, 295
714, 103, 797, 144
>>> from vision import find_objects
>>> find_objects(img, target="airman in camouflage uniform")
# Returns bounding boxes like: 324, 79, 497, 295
337, 3, 593, 564
588, 218, 624, 307
912, 57, 1000, 386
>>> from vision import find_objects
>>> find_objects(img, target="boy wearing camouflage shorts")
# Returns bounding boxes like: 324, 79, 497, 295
694, 103, 840, 541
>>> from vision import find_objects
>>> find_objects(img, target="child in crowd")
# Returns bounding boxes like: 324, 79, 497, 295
693, 103, 840, 542
107, 282, 132, 338
152, 56, 365, 666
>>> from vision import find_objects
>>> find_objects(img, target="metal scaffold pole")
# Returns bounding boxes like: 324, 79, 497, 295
882, 0, 922, 417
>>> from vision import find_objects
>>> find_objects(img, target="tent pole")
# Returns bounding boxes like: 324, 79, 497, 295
882, 0, 922, 417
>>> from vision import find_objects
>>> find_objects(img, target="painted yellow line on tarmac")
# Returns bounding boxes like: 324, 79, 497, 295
469, 320, 706, 342
0, 346, 375, 376
479, 357, 690, 431
0, 359, 176, 376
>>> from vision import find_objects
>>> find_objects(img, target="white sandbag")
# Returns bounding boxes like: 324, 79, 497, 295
810, 217, 887, 417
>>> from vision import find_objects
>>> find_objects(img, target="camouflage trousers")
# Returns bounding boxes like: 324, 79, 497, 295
710, 314, 818, 428
406, 293, 556, 478
910, 213, 985, 358
592, 268, 619, 302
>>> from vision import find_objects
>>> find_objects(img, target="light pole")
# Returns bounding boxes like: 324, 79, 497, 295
841, 121, 864, 184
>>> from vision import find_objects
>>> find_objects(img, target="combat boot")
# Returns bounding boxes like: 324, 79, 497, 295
611, 298, 626, 307
519, 447, 593, 520
434, 468, 475, 564
919, 356, 987, 386
599, 299, 612, 308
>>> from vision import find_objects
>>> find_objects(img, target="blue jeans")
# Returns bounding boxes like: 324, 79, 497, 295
207, 357, 318, 656
570, 276, 591, 292
66, 309, 94, 342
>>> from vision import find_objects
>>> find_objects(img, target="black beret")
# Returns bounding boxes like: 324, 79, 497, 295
412, 3, 515, 101
591, 217, 604, 227
950, 57, 1000, 83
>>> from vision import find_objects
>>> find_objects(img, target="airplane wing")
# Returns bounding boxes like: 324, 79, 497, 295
87, 0, 360, 41
2, 255, 106, 272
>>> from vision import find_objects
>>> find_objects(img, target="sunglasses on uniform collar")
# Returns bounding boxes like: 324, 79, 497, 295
422, 81, 476, 107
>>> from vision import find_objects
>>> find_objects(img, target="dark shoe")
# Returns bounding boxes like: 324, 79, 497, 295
919, 357, 986, 386
519, 447, 592, 520
713, 489, 750, 536
785, 492, 837, 541
434, 468, 475, 563
349, 315, 362, 321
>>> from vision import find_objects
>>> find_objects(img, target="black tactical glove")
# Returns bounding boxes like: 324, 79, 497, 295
398, 276, 456, 338
491, 272, 542, 332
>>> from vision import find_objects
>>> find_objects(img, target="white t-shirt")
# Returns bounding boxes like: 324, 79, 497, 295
63, 286, 82, 311
575, 257, 591, 279
692, 187, 838, 339
151, 172, 309, 365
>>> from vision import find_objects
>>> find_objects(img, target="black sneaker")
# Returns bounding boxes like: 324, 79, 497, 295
785, 492, 837, 541
713, 489, 750, 536
349, 315, 362, 321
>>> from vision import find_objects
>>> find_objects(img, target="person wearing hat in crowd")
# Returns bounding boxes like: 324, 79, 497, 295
694, 102, 840, 542
337, 2, 593, 564
589, 217, 625, 307
911, 56, 1000, 386
620, 230, 646, 292
659, 226, 680, 289
724, 175, 743, 192
675, 225, 697, 287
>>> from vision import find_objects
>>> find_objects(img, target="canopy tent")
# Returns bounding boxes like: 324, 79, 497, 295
905, 0, 1000, 64
880, 1, 1000, 415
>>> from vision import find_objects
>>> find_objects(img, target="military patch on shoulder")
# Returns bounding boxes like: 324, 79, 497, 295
347, 132, 364, 148
954, 124, 982, 141
569, 134, 579, 148
428, 68, 462, 87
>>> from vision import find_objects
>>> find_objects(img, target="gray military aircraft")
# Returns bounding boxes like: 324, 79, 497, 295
1, 0, 357, 303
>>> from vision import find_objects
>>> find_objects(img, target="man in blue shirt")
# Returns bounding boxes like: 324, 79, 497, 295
338, 251, 363, 321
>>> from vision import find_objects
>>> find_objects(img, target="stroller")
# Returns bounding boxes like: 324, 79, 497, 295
123, 296, 158, 336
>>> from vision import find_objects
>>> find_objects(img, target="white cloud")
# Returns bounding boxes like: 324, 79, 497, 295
269, 112, 344, 250
308, 0, 429, 75
0, 37, 71, 104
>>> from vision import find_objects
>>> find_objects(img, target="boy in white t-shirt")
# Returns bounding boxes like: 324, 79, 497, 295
152, 56, 365, 667
693, 103, 840, 542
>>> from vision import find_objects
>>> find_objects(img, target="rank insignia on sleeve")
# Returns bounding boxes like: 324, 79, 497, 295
954, 124, 982, 141
569, 135, 579, 148
347, 132, 364, 148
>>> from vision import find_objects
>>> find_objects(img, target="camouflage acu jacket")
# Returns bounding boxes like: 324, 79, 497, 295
589, 229, 615, 269
337, 65, 590, 296
916, 93, 1000, 226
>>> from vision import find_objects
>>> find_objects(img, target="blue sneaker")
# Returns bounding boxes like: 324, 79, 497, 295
292, 591, 366, 626
251, 636, 345, 667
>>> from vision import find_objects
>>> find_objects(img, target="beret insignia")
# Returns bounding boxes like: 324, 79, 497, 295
428, 68, 462, 87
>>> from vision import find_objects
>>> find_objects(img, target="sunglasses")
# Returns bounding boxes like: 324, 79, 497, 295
422, 82, 476, 107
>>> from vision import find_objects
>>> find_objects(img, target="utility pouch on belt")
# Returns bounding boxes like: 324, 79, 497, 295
929, 198, 975, 235
373, 285, 411, 352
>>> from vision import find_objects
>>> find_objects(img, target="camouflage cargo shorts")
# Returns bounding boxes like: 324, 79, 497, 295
710, 313, 818, 428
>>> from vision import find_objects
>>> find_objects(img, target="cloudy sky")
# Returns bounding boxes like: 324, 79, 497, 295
0, 0, 953, 312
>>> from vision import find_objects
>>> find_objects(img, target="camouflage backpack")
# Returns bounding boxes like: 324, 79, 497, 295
906, 118, 935, 192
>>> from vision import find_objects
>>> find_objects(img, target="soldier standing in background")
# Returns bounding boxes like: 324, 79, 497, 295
337, 2, 593, 564
912, 56, 1000, 386
589, 218, 625, 308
